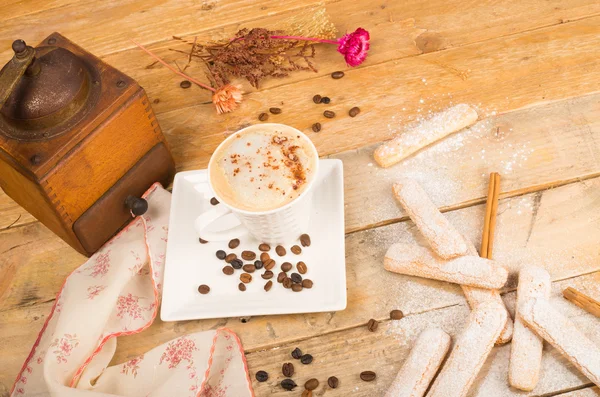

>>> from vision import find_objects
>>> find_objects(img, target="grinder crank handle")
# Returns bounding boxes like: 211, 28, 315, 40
0, 40, 38, 107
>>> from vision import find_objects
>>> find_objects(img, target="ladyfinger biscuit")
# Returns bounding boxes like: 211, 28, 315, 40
509, 266, 551, 391
384, 243, 508, 289
520, 297, 600, 387
392, 179, 468, 259
428, 301, 508, 397
384, 328, 451, 397
374, 104, 478, 168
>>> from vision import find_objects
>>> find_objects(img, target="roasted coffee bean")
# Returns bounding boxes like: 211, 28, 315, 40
258, 112, 269, 121
305, 378, 319, 390
291, 245, 302, 255
199, 238, 208, 244
264, 280, 273, 291
302, 390, 313, 397
300, 354, 313, 364
331, 71, 345, 79
259, 243, 271, 252
225, 253, 237, 263
260, 252, 270, 262
210, 197, 219, 205
390, 309, 404, 320
241, 251, 256, 261
240, 273, 252, 283
321, 96, 331, 104
367, 318, 378, 332
216, 250, 226, 260
180, 80, 192, 88
302, 279, 313, 289
264, 258, 276, 270
275, 245, 286, 256
198, 284, 210, 294
312, 94, 322, 104
254, 260, 264, 269
269, 107, 282, 114
360, 371, 376, 382
222, 266, 234, 275
255, 370, 268, 382
349, 106, 361, 117
300, 234, 311, 247
291, 347, 303, 359
324, 110, 335, 118
328, 376, 339, 388
281, 379, 297, 391
297, 261, 308, 274
261, 270, 274, 279
281, 262, 292, 272
238, 283, 246, 292
228, 238, 240, 249
231, 259, 243, 269
291, 273, 302, 284
240, 316, 251, 323
312, 122, 321, 132
282, 362, 294, 377
292, 283, 303, 292
283, 277, 292, 289
277, 272, 287, 283
242, 264, 256, 273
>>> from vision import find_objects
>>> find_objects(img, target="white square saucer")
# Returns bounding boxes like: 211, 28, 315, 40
161, 159, 347, 321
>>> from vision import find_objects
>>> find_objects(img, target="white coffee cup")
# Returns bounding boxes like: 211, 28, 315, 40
195, 124, 319, 244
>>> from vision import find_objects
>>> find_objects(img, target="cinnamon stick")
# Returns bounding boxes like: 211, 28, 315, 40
563, 287, 600, 319
481, 173, 501, 259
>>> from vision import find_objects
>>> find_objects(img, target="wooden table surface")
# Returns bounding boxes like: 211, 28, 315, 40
2, 1, 600, 396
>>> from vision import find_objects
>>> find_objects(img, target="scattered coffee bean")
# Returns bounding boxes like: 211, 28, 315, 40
216, 250, 226, 260
302, 390, 313, 397
349, 106, 361, 117
275, 245, 286, 256
264, 258, 276, 270
331, 71, 345, 79
302, 279, 313, 289
240, 273, 252, 284
291, 273, 302, 284
241, 250, 256, 261
291, 347, 303, 359
243, 264, 256, 273
254, 260, 264, 269
225, 253, 237, 263
281, 379, 297, 391
305, 378, 319, 390
297, 261, 308, 274
238, 282, 246, 292
300, 234, 311, 247
291, 245, 302, 255
198, 284, 210, 294
259, 243, 271, 252
321, 96, 331, 104
180, 80, 192, 88
328, 376, 339, 388
228, 238, 240, 249
261, 270, 274, 279
390, 309, 404, 320
300, 354, 313, 364
222, 266, 234, 275
255, 370, 268, 382
264, 280, 273, 291
283, 277, 293, 288
258, 112, 269, 121
292, 283, 303, 292
231, 259, 243, 269
360, 371, 376, 382
199, 238, 208, 244
313, 94, 322, 104
367, 318, 379, 332
281, 262, 293, 272
269, 107, 282, 114
277, 272, 287, 283
312, 122, 321, 132
282, 362, 295, 377
210, 197, 219, 205
240, 316, 251, 322
324, 110, 335, 118
260, 252, 270, 262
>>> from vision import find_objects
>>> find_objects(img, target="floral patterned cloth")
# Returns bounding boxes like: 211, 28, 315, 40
10, 183, 254, 397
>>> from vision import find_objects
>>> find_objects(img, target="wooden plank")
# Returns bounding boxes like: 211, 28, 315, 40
0, 0, 82, 23
556, 387, 600, 396
3, 177, 600, 385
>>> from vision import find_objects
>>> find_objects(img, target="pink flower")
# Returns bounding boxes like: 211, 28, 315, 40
337, 28, 370, 67
212, 84, 243, 114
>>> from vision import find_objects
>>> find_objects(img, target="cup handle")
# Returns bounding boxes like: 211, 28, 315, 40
194, 204, 247, 242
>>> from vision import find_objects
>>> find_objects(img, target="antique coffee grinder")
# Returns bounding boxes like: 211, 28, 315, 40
0, 33, 175, 256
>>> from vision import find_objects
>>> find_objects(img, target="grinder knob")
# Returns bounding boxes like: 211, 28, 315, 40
125, 195, 148, 216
